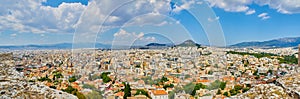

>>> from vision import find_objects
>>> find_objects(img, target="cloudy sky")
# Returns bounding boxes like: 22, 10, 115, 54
1, 0, 300, 46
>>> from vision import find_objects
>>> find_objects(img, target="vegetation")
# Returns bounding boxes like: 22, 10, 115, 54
227, 51, 277, 58
227, 51, 298, 64
100, 72, 112, 83
123, 82, 132, 99
278, 55, 298, 64
82, 84, 96, 90
38, 76, 52, 82
220, 82, 226, 90
135, 89, 150, 98
52, 71, 63, 79
68, 76, 77, 83
217, 89, 222, 95
183, 83, 195, 94
223, 91, 229, 97
206, 80, 226, 90
85, 91, 103, 99
160, 76, 169, 83
191, 83, 206, 96
163, 84, 174, 90
62, 86, 86, 99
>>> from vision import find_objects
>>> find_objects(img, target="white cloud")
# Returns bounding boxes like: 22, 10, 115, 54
246, 9, 256, 15
0, 0, 86, 34
172, 0, 196, 13
142, 36, 156, 42
255, 0, 300, 14
206, 0, 252, 12
258, 13, 271, 20
208, 16, 220, 22
207, 0, 300, 14
10, 33, 17, 37
113, 29, 156, 45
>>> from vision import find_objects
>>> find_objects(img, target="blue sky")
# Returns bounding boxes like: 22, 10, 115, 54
1, 0, 300, 46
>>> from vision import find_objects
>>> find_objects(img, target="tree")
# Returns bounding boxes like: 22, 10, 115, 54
220, 82, 226, 90
69, 76, 77, 83
191, 83, 206, 96
163, 84, 174, 90
123, 83, 132, 99
135, 89, 150, 98
234, 85, 243, 91
100, 72, 112, 83
160, 76, 169, 83
223, 92, 229, 97
217, 89, 222, 95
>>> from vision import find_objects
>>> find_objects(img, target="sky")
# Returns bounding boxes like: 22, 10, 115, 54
1, 0, 300, 47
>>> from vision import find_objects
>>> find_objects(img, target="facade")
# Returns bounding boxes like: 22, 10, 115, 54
150, 90, 168, 99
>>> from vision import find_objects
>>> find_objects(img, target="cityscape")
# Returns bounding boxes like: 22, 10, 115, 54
1, 0, 300, 99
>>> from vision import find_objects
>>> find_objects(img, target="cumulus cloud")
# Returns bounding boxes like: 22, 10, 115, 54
207, 0, 300, 14
255, 0, 300, 14
206, 0, 252, 12
246, 9, 256, 15
258, 13, 271, 20
113, 29, 156, 46
10, 33, 17, 37
0, 0, 86, 33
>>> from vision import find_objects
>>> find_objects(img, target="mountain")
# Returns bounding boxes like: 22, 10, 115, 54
176, 40, 201, 47
0, 43, 111, 50
146, 43, 167, 47
231, 37, 300, 48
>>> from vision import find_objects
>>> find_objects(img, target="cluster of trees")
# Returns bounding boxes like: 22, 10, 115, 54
52, 71, 63, 79
135, 89, 150, 98
163, 84, 174, 90
100, 72, 112, 83
227, 51, 277, 58
227, 51, 298, 64
222, 85, 250, 97
62, 86, 86, 99
123, 82, 132, 99
191, 83, 206, 96
69, 76, 77, 83
37, 76, 51, 82
278, 55, 298, 64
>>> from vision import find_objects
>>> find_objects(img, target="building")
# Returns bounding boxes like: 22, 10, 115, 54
150, 90, 168, 99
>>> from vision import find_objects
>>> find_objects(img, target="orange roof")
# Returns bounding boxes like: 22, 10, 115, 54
151, 90, 168, 95
222, 76, 235, 81
197, 79, 210, 83
115, 92, 124, 97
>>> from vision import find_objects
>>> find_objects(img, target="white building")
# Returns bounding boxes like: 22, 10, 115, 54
150, 90, 168, 99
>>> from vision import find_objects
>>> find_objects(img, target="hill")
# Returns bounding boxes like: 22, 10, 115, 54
231, 37, 300, 48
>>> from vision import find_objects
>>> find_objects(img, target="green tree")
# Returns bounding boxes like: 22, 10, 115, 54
100, 72, 112, 83
135, 89, 150, 98
123, 83, 132, 99
191, 83, 206, 96
220, 82, 226, 90
223, 92, 229, 97
217, 89, 222, 95
69, 76, 77, 83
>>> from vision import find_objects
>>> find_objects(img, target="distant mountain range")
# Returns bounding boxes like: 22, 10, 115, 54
231, 37, 300, 48
0, 40, 201, 50
0, 43, 111, 50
